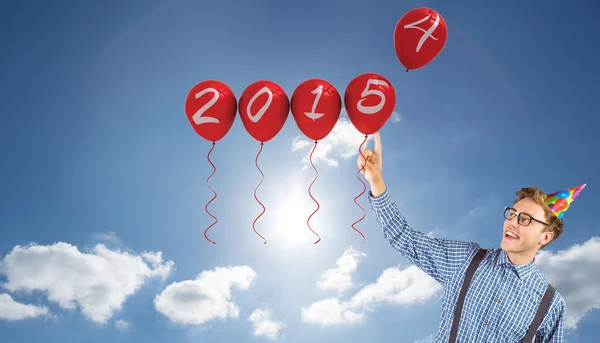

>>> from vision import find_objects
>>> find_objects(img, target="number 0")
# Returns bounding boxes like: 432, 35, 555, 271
192, 88, 220, 125
247, 86, 273, 123
357, 79, 388, 115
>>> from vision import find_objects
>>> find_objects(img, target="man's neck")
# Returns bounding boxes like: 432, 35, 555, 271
506, 250, 536, 266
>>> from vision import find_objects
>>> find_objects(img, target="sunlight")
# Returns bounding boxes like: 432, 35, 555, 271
263, 172, 330, 251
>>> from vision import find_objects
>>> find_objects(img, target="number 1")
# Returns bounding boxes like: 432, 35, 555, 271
304, 85, 325, 120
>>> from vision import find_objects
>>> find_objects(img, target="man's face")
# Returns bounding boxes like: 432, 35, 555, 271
501, 197, 552, 253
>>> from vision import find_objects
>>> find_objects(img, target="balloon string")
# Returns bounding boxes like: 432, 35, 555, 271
204, 141, 217, 244
307, 140, 321, 244
352, 135, 368, 244
253, 142, 267, 244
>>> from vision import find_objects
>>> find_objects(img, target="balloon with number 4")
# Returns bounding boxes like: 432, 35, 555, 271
239, 80, 290, 142
185, 80, 237, 142
394, 7, 448, 71
291, 78, 341, 141
344, 72, 396, 135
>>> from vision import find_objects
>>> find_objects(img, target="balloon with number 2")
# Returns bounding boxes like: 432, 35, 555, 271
184, 80, 237, 244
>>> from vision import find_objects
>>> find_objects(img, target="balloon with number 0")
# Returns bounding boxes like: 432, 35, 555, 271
291, 79, 341, 141
239, 80, 290, 142
185, 80, 237, 142
344, 73, 396, 135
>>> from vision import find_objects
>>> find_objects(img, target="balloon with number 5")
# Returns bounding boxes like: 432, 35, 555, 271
394, 7, 448, 71
344, 73, 396, 135
291, 79, 341, 141
185, 80, 237, 142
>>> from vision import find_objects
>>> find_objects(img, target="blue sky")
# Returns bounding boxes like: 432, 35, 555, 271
1, 0, 599, 342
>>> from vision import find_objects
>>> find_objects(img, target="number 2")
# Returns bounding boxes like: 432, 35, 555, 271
304, 85, 325, 120
192, 88, 220, 125
357, 79, 388, 115
247, 86, 273, 123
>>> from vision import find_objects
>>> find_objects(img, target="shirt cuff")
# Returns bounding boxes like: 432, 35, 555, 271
368, 188, 392, 208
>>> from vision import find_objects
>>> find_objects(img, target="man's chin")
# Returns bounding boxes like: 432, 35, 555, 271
500, 240, 518, 252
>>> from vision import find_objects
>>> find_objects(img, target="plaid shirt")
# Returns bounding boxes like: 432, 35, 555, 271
368, 189, 566, 342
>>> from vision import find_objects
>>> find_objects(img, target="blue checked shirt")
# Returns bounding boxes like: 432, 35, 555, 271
368, 189, 566, 342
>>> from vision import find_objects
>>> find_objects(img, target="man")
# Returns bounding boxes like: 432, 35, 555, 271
358, 132, 584, 342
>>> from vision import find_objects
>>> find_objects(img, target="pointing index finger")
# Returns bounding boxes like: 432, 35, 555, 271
374, 132, 382, 156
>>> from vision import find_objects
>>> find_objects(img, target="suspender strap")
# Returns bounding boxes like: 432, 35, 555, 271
521, 283, 555, 342
448, 248, 487, 343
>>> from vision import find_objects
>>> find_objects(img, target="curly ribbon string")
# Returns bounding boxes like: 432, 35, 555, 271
253, 142, 267, 244
307, 140, 322, 244
352, 134, 368, 244
204, 141, 218, 244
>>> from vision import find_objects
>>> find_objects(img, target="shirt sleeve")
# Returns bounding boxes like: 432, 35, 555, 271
534, 292, 566, 343
368, 189, 479, 285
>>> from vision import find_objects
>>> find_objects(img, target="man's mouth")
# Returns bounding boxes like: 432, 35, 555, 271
505, 230, 520, 240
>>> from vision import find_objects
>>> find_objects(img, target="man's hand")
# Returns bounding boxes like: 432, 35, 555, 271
357, 132, 386, 196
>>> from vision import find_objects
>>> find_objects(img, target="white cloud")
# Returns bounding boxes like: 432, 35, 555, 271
413, 333, 434, 343
317, 247, 366, 295
154, 266, 255, 325
0, 293, 50, 321
301, 297, 364, 326
535, 237, 600, 330
302, 248, 442, 326
0, 242, 173, 324
248, 306, 286, 341
347, 265, 441, 310
92, 231, 121, 245
291, 118, 374, 169
391, 111, 401, 123
115, 319, 130, 331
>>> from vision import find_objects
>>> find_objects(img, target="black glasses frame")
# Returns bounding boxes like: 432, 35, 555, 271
503, 206, 549, 226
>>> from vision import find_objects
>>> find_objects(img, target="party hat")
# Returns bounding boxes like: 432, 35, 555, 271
544, 184, 586, 219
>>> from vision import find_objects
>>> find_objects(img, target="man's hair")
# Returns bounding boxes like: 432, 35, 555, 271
513, 187, 563, 249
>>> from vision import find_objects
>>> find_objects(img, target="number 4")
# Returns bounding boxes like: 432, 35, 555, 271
357, 79, 388, 115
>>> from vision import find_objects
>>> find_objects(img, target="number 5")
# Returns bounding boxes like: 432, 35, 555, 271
357, 79, 388, 115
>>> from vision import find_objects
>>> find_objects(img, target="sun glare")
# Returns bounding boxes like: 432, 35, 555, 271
263, 174, 330, 251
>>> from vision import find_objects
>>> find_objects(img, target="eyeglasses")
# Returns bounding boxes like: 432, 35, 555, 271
503, 207, 549, 226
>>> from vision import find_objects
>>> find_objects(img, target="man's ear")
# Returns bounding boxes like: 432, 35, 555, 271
539, 230, 555, 245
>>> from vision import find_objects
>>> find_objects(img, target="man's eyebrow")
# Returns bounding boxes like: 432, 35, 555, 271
514, 208, 534, 217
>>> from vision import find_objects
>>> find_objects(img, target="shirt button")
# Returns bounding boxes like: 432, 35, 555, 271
496, 299, 500, 303
486, 322, 490, 325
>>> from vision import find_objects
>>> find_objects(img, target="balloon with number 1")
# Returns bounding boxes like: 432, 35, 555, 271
291, 78, 342, 244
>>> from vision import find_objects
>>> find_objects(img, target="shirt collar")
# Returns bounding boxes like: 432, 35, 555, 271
496, 249, 536, 279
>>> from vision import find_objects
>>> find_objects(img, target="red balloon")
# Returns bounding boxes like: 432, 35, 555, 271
185, 80, 237, 142
239, 80, 289, 142
394, 7, 448, 71
291, 79, 341, 141
344, 73, 396, 135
